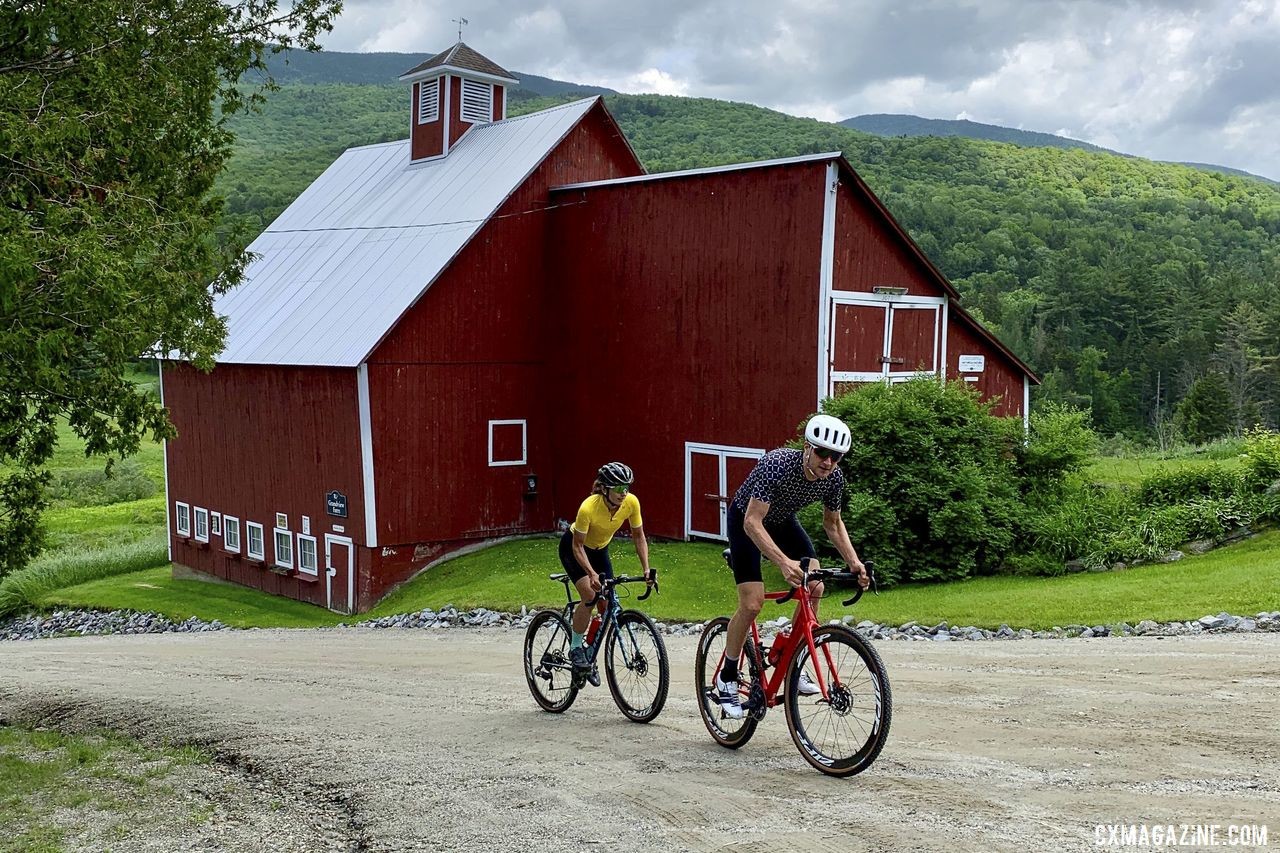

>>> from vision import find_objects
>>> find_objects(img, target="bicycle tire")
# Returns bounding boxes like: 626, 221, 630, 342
694, 617, 762, 748
783, 624, 891, 777
523, 609, 580, 713
604, 610, 669, 723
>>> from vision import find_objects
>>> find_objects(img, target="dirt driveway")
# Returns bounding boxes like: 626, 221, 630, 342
1, 629, 1277, 852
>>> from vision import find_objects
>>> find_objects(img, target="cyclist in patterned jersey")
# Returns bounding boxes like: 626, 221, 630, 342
560, 462, 652, 683
714, 414, 869, 719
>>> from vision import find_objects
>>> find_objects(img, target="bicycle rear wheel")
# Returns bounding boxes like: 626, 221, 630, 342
523, 610, 579, 713
784, 625, 891, 776
694, 617, 762, 748
604, 610, 669, 723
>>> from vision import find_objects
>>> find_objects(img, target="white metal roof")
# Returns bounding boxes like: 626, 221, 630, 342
211, 97, 600, 366
551, 151, 842, 191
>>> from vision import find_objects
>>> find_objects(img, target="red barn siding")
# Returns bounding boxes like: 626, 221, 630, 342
549, 162, 829, 538
410, 78, 444, 161
368, 102, 642, 559
162, 363, 365, 607
946, 320, 1025, 418
832, 181, 948, 298
492, 84, 504, 121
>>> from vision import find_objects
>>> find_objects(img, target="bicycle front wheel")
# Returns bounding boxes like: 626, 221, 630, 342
784, 625, 891, 777
694, 617, 761, 748
523, 610, 579, 713
604, 610, 669, 723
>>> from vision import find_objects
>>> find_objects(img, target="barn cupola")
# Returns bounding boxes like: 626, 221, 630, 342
398, 42, 519, 163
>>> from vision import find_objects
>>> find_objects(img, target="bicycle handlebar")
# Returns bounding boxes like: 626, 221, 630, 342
578, 569, 658, 607
776, 558, 876, 606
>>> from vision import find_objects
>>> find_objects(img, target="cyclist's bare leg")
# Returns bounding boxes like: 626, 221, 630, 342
725, 581, 765, 661
571, 576, 596, 634
807, 579, 824, 621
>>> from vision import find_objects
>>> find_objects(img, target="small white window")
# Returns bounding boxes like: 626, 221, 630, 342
246, 521, 265, 560
194, 507, 209, 542
460, 79, 492, 124
488, 419, 527, 467
224, 516, 241, 553
274, 528, 293, 569
418, 77, 440, 124
211, 512, 222, 536
297, 534, 318, 576
275, 512, 288, 529
175, 502, 191, 537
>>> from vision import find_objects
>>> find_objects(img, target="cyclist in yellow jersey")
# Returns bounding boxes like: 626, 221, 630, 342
559, 462, 652, 680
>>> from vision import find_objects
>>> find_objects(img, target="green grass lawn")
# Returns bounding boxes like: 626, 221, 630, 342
39, 529, 1280, 631
1084, 440, 1246, 487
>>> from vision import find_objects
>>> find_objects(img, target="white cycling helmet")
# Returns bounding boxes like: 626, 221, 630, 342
804, 414, 852, 453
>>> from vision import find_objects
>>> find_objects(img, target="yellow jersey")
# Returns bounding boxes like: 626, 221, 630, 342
571, 493, 643, 549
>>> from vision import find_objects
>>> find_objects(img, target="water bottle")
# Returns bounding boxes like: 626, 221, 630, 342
767, 626, 791, 666
586, 616, 602, 645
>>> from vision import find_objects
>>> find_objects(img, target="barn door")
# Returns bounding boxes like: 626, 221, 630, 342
827, 296, 945, 396
325, 534, 354, 614
684, 443, 765, 541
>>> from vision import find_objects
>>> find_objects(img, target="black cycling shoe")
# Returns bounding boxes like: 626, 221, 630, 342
569, 645, 590, 672
587, 665, 601, 688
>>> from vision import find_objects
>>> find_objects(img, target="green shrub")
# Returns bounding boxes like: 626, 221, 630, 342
1136, 465, 1241, 507
817, 379, 1024, 586
44, 460, 157, 508
1016, 403, 1097, 496
1241, 428, 1280, 491
0, 532, 168, 617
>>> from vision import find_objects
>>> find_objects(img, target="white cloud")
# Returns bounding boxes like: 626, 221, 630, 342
324, 0, 1280, 179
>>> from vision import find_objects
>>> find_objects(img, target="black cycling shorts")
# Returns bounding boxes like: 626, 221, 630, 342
558, 529, 614, 584
726, 502, 815, 585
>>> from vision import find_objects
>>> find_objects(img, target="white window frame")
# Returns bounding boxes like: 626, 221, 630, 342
684, 442, 767, 541
174, 501, 191, 537
417, 77, 440, 124
211, 512, 222, 536
460, 79, 492, 124
488, 419, 527, 467
223, 515, 241, 554
246, 521, 265, 561
297, 533, 318, 577
193, 507, 209, 543
273, 528, 293, 570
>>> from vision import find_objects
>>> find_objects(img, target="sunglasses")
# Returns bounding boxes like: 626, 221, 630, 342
812, 446, 844, 462
612, 484, 630, 494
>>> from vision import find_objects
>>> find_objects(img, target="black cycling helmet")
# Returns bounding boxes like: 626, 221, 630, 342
597, 462, 634, 488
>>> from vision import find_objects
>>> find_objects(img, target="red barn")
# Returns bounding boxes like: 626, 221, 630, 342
162, 43, 1038, 612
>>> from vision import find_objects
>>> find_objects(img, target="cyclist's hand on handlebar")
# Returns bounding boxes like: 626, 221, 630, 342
588, 571, 602, 592
780, 558, 805, 588
848, 559, 870, 590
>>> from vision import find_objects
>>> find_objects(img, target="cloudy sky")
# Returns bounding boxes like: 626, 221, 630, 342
323, 0, 1280, 181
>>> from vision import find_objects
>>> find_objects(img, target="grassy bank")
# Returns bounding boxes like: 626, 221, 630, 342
0, 726, 212, 852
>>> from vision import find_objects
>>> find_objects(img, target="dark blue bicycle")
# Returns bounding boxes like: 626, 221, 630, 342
523, 570, 669, 723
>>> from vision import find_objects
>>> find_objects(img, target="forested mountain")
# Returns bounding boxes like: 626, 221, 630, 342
841, 114, 1277, 185
842, 113, 1115, 155
216, 60, 1280, 441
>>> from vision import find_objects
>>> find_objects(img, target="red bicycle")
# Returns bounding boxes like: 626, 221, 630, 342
695, 552, 892, 777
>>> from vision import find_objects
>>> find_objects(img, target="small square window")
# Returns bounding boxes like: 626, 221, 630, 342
488, 419, 527, 467
297, 535, 318, 576
273, 529, 293, 569
174, 502, 191, 537
224, 516, 241, 553
417, 77, 440, 124
246, 522, 265, 560
211, 513, 222, 536
194, 507, 209, 542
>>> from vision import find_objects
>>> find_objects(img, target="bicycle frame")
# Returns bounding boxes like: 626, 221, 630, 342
745, 587, 837, 709
550, 572, 657, 668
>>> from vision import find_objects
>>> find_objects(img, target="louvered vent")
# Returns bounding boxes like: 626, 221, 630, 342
418, 78, 440, 124
460, 79, 493, 124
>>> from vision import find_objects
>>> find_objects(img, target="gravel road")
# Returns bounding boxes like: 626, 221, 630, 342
2, 629, 1277, 852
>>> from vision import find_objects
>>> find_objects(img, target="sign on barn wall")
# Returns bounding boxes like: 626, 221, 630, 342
958, 355, 986, 373
326, 490, 348, 518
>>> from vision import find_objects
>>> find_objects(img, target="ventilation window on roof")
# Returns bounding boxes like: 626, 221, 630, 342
418, 78, 440, 124
460, 79, 493, 125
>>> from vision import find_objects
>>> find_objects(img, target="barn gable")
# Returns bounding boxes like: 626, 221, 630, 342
210, 97, 608, 367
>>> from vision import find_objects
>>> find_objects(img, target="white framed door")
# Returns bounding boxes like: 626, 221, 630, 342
825, 293, 947, 396
684, 442, 765, 541
325, 534, 355, 614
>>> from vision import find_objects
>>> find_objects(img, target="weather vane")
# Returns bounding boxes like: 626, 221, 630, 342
452, 16, 469, 42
